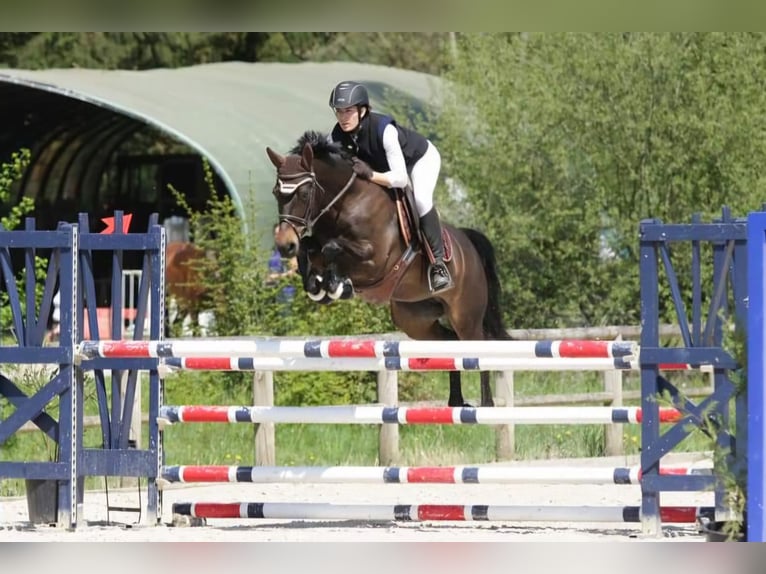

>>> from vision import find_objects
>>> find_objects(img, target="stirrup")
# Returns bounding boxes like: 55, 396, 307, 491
428, 263, 454, 293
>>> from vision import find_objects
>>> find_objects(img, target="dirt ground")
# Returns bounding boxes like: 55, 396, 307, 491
0, 453, 715, 542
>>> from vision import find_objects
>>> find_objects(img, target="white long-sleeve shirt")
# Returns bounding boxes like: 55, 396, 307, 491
378, 123, 409, 189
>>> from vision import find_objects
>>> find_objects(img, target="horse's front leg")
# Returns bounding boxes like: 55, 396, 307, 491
304, 271, 331, 303
322, 240, 353, 301
294, 241, 329, 303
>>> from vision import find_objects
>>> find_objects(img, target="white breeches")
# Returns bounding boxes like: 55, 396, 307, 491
410, 141, 441, 216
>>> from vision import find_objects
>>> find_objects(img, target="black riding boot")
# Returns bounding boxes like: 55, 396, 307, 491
419, 208, 454, 293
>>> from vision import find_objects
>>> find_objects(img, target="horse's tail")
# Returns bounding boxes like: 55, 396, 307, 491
460, 227, 511, 340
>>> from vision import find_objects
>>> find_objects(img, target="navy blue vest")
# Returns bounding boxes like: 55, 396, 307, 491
331, 112, 428, 173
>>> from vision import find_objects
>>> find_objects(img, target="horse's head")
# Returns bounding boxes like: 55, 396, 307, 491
266, 131, 354, 258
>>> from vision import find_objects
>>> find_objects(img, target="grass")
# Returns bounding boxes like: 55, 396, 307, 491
1, 365, 719, 498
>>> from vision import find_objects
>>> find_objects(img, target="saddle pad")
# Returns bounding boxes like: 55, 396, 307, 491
395, 191, 452, 263
442, 229, 453, 263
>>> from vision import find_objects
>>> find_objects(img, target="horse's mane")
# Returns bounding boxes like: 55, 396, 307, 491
290, 130, 351, 165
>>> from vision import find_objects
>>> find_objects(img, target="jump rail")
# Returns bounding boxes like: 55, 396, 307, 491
172, 502, 716, 523
78, 338, 637, 360
158, 405, 684, 425
159, 356, 707, 372
159, 464, 712, 486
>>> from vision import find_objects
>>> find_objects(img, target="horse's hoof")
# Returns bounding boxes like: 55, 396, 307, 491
448, 401, 473, 408
326, 280, 345, 300
311, 292, 335, 305
340, 279, 354, 299
306, 274, 324, 293
307, 288, 327, 301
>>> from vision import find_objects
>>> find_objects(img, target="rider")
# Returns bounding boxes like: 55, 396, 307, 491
328, 80, 453, 294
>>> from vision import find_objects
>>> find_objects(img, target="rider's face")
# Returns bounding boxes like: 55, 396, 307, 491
334, 106, 362, 132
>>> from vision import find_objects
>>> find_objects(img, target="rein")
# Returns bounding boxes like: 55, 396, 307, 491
307, 171, 357, 233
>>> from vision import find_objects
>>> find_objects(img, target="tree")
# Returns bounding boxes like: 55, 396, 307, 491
434, 33, 766, 328
0, 32, 454, 74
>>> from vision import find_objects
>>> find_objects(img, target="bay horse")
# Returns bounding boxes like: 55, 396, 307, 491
266, 131, 509, 407
165, 241, 210, 335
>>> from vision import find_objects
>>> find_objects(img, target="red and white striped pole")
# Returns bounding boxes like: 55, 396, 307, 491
172, 501, 715, 523
78, 338, 638, 360
160, 464, 711, 486
159, 404, 684, 425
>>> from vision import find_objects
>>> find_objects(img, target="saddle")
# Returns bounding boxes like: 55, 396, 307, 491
395, 185, 453, 264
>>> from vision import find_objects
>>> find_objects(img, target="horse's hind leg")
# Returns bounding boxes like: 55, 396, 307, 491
390, 300, 468, 407
446, 313, 495, 407
479, 372, 493, 407
448, 372, 469, 408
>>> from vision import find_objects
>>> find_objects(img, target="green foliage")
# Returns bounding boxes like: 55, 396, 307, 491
435, 33, 766, 329
0, 149, 45, 465
0, 148, 40, 333
0, 33, 36, 67
300, 33, 454, 75
0, 32, 454, 75
0, 148, 34, 230
710, 317, 747, 540
2, 33, 266, 70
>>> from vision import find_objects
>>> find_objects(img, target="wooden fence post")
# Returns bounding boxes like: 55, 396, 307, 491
253, 370, 275, 465
494, 370, 515, 460
377, 370, 399, 465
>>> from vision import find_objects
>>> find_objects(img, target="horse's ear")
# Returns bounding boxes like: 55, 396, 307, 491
266, 147, 285, 168
300, 143, 314, 171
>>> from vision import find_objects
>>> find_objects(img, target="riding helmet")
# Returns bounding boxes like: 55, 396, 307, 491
329, 81, 369, 109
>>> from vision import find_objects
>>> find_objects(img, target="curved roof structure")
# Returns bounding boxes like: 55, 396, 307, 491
0, 62, 442, 241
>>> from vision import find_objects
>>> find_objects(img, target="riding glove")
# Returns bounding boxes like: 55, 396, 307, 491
352, 158, 373, 179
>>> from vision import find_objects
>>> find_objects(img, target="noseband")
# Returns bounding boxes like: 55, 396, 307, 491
275, 169, 357, 239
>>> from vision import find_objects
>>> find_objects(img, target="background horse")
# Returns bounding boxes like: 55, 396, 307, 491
165, 241, 212, 336
266, 131, 509, 407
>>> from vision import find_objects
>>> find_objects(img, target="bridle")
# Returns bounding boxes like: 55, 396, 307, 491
274, 169, 357, 239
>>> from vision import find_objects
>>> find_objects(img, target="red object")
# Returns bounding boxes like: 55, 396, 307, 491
101, 213, 133, 234
183, 357, 232, 370
407, 358, 458, 370
192, 503, 241, 518
178, 407, 231, 423
417, 505, 466, 521
326, 340, 377, 357
635, 408, 683, 423
100, 340, 150, 357
659, 506, 699, 522
407, 467, 456, 483
182, 467, 231, 482
404, 408, 455, 424
558, 340, 610, 358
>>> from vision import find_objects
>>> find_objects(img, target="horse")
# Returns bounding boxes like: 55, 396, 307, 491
265, 130, 510, 407
165, 241, 212, 336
